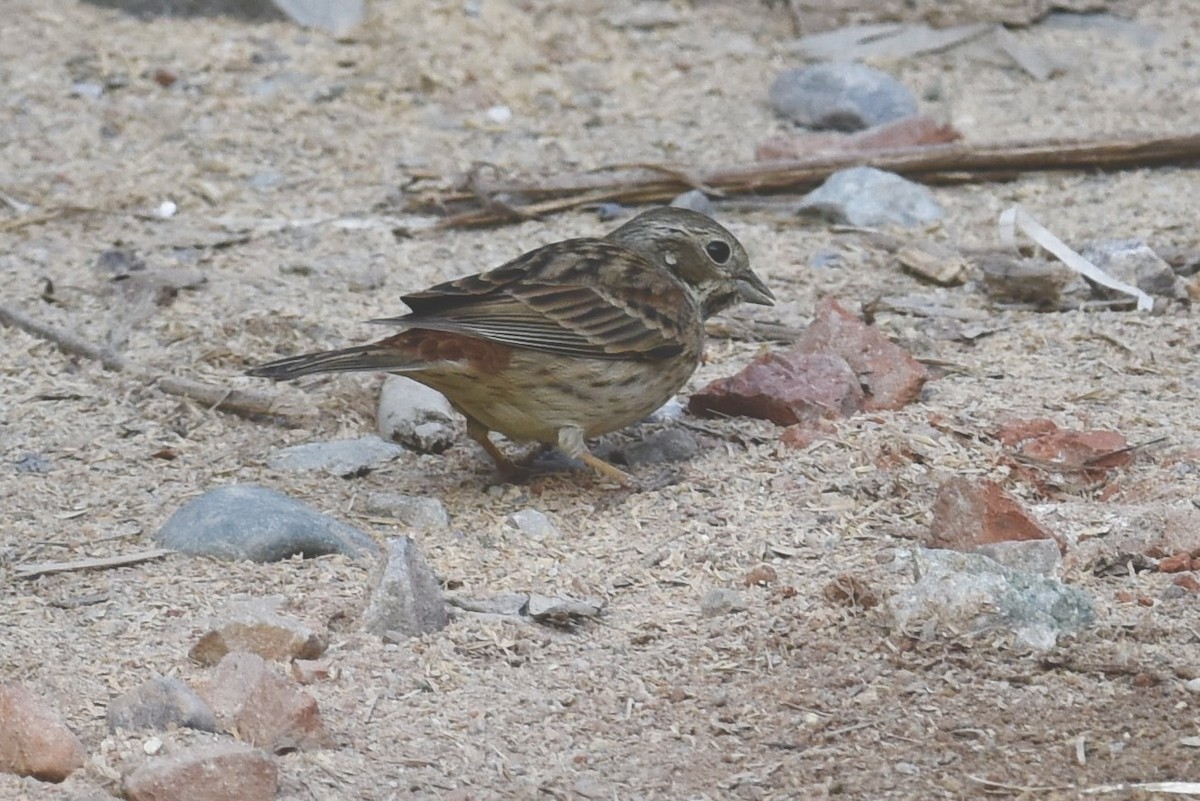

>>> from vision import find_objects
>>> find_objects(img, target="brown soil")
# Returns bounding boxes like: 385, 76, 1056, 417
3, 1, 1200, 799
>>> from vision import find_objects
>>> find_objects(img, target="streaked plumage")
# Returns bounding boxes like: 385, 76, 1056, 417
248, 207, 774, 485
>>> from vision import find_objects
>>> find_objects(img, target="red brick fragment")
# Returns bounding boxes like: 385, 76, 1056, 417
924, 477, 1065, 554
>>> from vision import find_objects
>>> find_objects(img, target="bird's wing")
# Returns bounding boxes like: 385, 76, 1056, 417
374, 239, 696, 361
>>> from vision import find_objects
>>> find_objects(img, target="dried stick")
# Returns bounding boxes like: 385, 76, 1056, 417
410, 132, 1200, 228
0, 301, 306, 420
15, 548, 174, 580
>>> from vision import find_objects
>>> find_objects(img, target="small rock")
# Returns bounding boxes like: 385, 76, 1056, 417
156, 485, 379, 563
272, 0, 363, 35
794, 297, 929, 411
1186, 678, 1200, 695
700, 588, 747, 618
189, 596, 327, 666
768, 62, 917, 131
976, 254, 1086, 307
364, 492, 449, 529
526, 594, 604, 626
995, 418, 1130, 484
107, 677, 218, 734
822, 573, 879, 608
742, 564, 778, 586
974, 539, 1063, 577
361, 536, 448, 640
1082, 239, 1187, 300
1158, 552, 1193, 573
689, 351, 864, 426
797, 166, 944, 228
507, 509, 558, 540
889, 548, 1093, 650
378, 375, 457, 454
603, 5, 682, 29
483, 105, 512, 126
201, 652, 331, 753
290, 659, 334, 685
1174, 574, 1200, 593
95, 248, 145, 277
123, 742, 277, 801
267, 435, 405, 478
613, 428, 701, 466
13, 452, 51, 474
0, 682, 85, 782
669, 190, 715, 217
925, 478, 1065, 554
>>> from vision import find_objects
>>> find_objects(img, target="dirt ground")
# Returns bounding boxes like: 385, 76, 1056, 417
3, 1, 1200, 799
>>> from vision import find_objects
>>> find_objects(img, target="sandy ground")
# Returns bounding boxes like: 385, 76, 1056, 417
3, 1, 1200, 798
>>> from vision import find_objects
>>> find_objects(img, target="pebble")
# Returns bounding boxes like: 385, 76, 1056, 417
797, 166, 944, 228
156, 485, 379, 563
271, 0, 364, 35
700, 588, 747, 618
123, 742, 277, 801
924, 477, 1064, 554
267, 435, 405, 477
107, 676, 218, 734
1185, 678, 1200, 695
377, 375, 458, 453
669, 190, 715, 217
974, 539, 1063, 577
1081, 238, 1187, 300
0, 682, 85, 782
507, 509, 558, 540
201, 652, 332, 753
888, 548, 1094, 650
768, 62, 917, 131
189, 596, 328, 666
364, 492, 450, 529
614, 428, 700, 466
361, 536, 449, 640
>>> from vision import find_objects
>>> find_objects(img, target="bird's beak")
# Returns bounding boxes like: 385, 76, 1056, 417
736, 272, 776, 306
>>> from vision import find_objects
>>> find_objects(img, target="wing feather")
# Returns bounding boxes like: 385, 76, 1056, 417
371, 240, 697, 361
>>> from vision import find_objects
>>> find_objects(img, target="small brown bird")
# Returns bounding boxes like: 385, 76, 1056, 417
248, 207, 774, 485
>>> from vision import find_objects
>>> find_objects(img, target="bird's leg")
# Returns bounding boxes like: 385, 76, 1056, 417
465, 417, 528, 483
557, 425, 636, 488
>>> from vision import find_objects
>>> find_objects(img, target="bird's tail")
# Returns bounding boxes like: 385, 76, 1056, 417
246, 345, 413, 380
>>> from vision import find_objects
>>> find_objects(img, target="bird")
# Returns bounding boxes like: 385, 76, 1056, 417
247, 207, 775, 486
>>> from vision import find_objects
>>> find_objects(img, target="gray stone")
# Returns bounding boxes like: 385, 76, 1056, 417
974, 539, 1062, 577
377, 375, 458, 454
888, 548, 1094, 650
797, 166, 944, 228
107, 677, 218, 734
1081, 239, 1187, 300
507, 509, 558, 540
156, 485, 379, 563
267, 435, 405, 477
669, 190, 715, 217
768, 62, 917, 131
700, 588, 747, 618
364, 492, 450, 529
618, 428, 700, 466
362, 537, 448, 640
272, 0, 363, 36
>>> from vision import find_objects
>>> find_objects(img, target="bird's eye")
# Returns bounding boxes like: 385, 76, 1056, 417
705, 240, 732, 264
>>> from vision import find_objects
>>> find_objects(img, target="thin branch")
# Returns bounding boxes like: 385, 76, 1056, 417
0, 301, 309, 421
408, 132, 1200, 228
15, 548, 174, 580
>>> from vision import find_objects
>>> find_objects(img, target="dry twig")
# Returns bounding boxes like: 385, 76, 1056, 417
0, 301, 305, 421
15, 548, 174, 580
407, 132, 1200, 228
